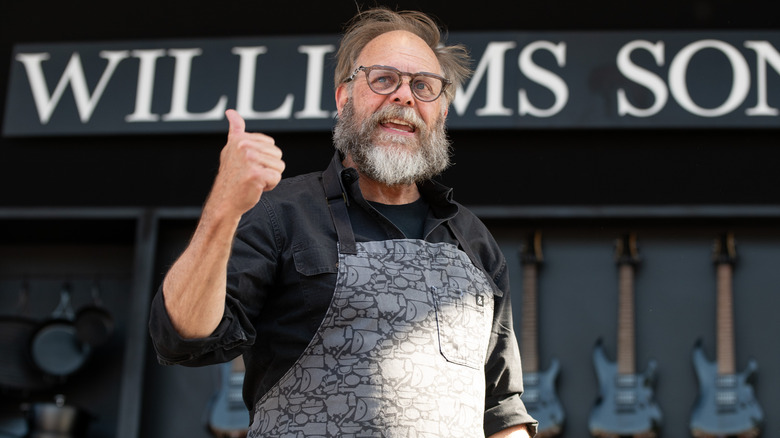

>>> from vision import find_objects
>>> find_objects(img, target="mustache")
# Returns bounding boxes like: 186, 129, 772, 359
367, 105, 426, 133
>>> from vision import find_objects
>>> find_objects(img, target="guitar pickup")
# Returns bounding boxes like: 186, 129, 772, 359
716, 390, 738, 411
523, 388, 540, 404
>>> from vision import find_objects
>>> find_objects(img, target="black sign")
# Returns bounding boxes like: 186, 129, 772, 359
3, 31, 779, 136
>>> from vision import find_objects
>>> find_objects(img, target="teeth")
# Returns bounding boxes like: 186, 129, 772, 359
384, 118, 413, 127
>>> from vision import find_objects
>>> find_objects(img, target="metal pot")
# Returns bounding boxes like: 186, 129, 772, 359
26, 395, 91, 437
0, 281, 50, 392
29, 285, 90, 379
73, 282, 114, 347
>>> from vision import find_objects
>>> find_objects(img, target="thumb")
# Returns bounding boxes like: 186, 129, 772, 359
225, 109, 245, 135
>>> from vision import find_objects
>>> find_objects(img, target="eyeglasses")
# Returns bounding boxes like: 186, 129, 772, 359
344, 65, 451, 102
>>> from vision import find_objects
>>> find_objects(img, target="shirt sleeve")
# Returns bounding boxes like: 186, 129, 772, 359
147, 200, 279, 367
147, 284, 255, 367
483, 251, 538, 437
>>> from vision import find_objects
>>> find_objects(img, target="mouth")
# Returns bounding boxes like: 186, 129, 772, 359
380, 118, 417, 134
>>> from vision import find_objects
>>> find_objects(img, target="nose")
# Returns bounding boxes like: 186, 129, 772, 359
389, 78, 415, 107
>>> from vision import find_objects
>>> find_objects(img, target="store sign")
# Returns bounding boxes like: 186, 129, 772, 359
3, 31, 779, 136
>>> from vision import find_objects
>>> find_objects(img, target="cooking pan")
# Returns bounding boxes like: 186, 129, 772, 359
74, 282, 114, 347
0, 281, 50, 392
0, 315, 50, 391
29, 284, 91, 379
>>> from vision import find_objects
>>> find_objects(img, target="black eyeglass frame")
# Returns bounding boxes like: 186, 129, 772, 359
344, 65, 452, 102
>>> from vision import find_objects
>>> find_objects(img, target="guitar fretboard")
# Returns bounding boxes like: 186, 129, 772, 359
521, 263, 539, 373
716, 263, 736, 375
617, 263, 636, 376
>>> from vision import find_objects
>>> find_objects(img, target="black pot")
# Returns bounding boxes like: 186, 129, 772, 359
73, 283, 114, 347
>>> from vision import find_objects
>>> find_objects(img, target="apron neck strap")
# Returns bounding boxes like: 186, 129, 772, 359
323, 154, 358, 255
447, 221, 503, 297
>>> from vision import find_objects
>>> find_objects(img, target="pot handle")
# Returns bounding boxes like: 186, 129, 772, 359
52, 283, 75, 320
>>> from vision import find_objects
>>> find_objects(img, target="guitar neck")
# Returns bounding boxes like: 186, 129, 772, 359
716, 263, 737, 375
521, 263, 539, 373
228, 356, 246, 408
617, 263, 636, 375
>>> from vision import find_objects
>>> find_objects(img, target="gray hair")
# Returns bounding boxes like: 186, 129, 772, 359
334, 7, 472, 103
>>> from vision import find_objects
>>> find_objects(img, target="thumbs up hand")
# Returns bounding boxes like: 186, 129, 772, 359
206, 109, 285, 219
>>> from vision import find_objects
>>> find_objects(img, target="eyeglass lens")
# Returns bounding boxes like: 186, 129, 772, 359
366, 68, 444, 101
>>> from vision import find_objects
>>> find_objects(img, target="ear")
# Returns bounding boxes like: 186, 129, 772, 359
335, 83, 349, 116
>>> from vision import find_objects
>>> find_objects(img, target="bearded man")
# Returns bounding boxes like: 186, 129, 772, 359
149, 7, 537, 438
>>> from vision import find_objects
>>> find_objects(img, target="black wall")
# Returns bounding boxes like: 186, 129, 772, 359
3, 0, 780, 208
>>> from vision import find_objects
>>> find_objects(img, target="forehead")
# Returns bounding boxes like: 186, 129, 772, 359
357, 30, 442, 74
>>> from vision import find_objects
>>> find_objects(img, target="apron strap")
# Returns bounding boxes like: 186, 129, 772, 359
447, 221, 503, 297
322, 154, 358, 255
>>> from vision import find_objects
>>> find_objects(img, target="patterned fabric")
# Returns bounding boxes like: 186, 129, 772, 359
249, 239, 495, 437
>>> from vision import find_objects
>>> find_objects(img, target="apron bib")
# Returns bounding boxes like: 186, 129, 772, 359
248, 164, 496, 437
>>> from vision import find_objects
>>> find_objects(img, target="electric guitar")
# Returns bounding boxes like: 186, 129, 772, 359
690, 232, 763, 438
589, 233, 662, 438
208, 356, 250, 438
519, 231, 564, 437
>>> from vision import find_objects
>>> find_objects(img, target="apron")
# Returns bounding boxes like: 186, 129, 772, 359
248, 165, 496, 437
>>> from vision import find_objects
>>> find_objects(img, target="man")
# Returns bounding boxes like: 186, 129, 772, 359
149, 7, 537, 437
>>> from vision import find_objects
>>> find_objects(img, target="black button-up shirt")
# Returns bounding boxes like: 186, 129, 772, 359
149, 152, 537, 436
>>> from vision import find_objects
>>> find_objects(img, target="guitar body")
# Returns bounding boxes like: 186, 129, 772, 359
690, 343, 763, 437
589, 341, 662, 437
208, 359, 250, 438
523, 358, 564, 437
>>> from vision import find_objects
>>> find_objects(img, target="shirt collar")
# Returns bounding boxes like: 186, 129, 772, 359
326, 151, 459, 221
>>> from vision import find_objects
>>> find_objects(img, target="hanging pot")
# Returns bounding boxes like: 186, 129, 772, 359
74, 281, 114, 347
29, 284, 91, 379
0, 281, 50, 392
0, 315, 50, 392
26, 394, 91, 437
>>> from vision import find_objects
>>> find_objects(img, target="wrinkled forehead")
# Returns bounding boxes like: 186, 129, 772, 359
356, 30, 442, 75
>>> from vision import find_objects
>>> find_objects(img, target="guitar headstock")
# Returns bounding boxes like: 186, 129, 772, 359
712, 232, 737, 265
520, 230, 544, 265
614, 232, 640, 266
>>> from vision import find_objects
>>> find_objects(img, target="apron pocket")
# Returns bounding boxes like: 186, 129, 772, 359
431, 285, 490, 369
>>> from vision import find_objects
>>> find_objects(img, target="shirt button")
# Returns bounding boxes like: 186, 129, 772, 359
342, 169, 358, 184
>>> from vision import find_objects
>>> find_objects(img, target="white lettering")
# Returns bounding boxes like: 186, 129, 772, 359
125, 49, 166, 122
518, 41, 569, 117
453, 41, 516, 116
617, 40, 668, 117
295, 45, 336, 119
669, 40, 750, 117
744, 40, 780, 116
231, 46, 294, 120
16, 50, 129, 124
162, 48, 227, 121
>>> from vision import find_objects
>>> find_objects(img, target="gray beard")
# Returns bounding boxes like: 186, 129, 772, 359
333, 100, 452, 186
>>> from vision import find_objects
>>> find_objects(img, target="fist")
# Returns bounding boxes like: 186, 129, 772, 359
208, 109, 285, 217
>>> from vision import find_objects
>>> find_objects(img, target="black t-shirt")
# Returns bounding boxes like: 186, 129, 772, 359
368, 197, 429, 240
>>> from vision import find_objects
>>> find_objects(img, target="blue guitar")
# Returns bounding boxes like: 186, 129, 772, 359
690, 233, 763, 437
520, 231, 564, 437
208, 356, 250, 438
589, 233, 662, 437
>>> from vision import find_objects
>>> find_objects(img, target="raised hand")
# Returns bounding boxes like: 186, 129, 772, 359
206, 109, 285, 219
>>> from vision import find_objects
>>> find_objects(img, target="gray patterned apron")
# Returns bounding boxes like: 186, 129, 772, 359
248, 165, 496, 437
